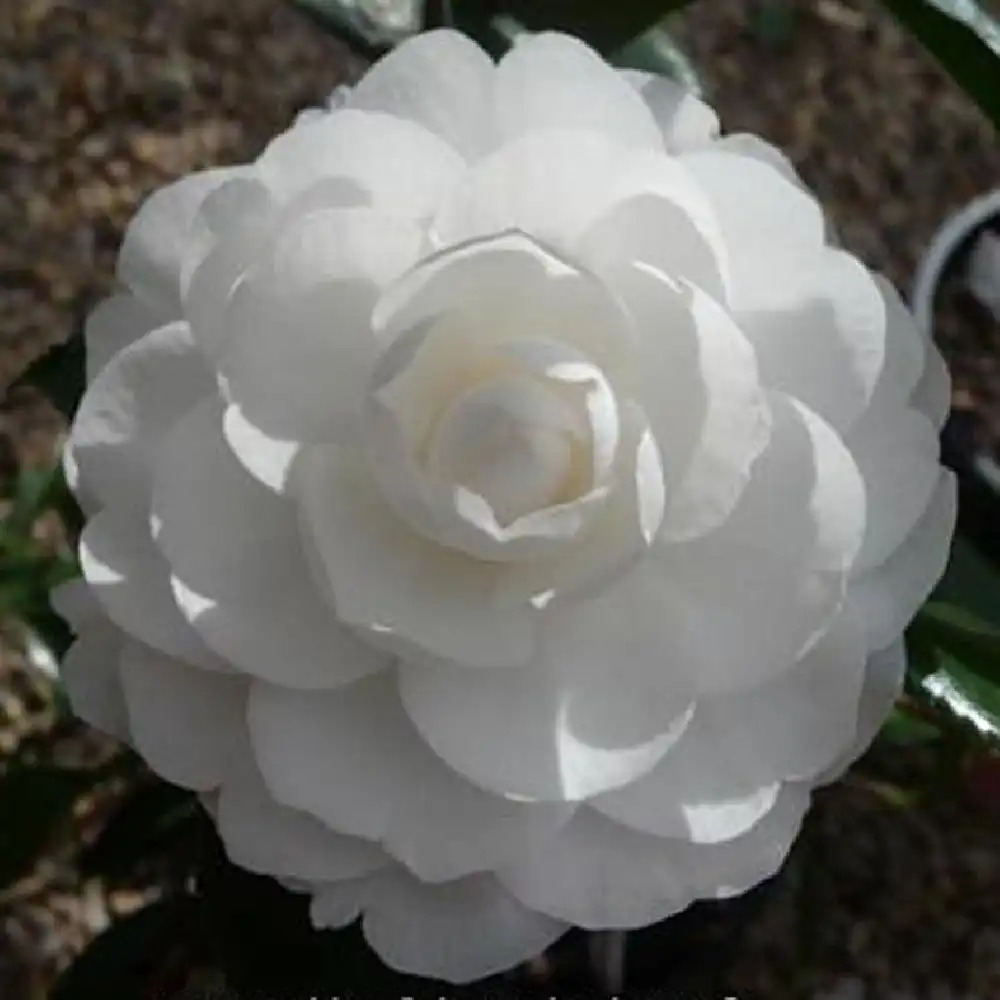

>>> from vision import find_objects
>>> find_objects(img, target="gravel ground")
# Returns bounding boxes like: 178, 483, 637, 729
1, 0, 1000, 997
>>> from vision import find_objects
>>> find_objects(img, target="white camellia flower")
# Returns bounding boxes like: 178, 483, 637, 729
57, 30, 956, 984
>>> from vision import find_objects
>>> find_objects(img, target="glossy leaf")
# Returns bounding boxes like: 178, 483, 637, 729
922, 651, 1000, 741
881, 0, 1000, 130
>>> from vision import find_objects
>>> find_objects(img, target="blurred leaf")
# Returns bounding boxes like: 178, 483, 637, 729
51, 895, 200, 1000
932, 534, 1000, 627
7, 327, 86, 422
81, 778, 202, 882
469, 0, 696, 53
615, 24, 703, 93
881, 0, 1000, 130
0, 763, 108, 890
878, 703, 943, 746
752, 0, 796, 47
292, 0, 423, 55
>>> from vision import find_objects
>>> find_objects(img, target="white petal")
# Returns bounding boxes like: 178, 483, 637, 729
61, 622, 130, 741
365, 325, 626, 564
68, 321, 216, 514
848, 471, 957, 652
399, 561, 696, 802
578, 153, 730, 304
496, 33, 660, 151
652, 393, 865, 693
846, 406, 942, 574
497, 404, 665, 607
249, 674, 573, 883
910, 336, 952, 430
217, 763, 388, 883
316, 869, 568, 984
711, 133, 801, 186
119, 640, 249, 791
182, 184, 284, 362
310, 878, 367, 929
84, 294, 172, 382
79, 508, 226, 671
51, 579, 102, 633
374, 230, 635, 382
222, 404, 300, 493
497, 809, 689, 928
696, 609, 867, 783
620, 70, 720, 151
670, 783, 811, 899
609, 264, 770, 542
347, 30, 495, 158
118, 167, 243, 312
592, 711, 781, 844
256, 109, 464, 218
679, 148, 825, 312
871, 275, 926, 408
431, 129, 631, 254
220, 208, 423, 447
295, 445, 535, 669
819, 638, 906, 784
596, 611, 863, 839
738, 250, 887, 432
152, 398, 389, 689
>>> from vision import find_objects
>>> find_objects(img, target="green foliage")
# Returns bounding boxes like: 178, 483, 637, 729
881, 0, 1000, 130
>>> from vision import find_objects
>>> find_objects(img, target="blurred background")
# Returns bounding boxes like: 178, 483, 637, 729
1, 1, 1000, 997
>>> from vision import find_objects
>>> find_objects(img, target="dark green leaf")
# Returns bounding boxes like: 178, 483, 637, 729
7, 328, 86, 421
51, 896, 200, 1000
910, 600, 1000, 678
881, 0, 1000, 130
932, 535, 1000, 628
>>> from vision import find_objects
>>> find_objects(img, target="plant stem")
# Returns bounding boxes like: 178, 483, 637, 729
588, 930, 627, 993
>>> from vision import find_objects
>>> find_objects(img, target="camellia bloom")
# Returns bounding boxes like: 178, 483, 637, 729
58, 30, 955, 983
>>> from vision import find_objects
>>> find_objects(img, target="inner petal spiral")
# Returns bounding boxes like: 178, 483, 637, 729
426, 374, 589, 526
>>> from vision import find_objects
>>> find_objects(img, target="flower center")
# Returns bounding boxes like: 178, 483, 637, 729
425, 375, 588, 526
